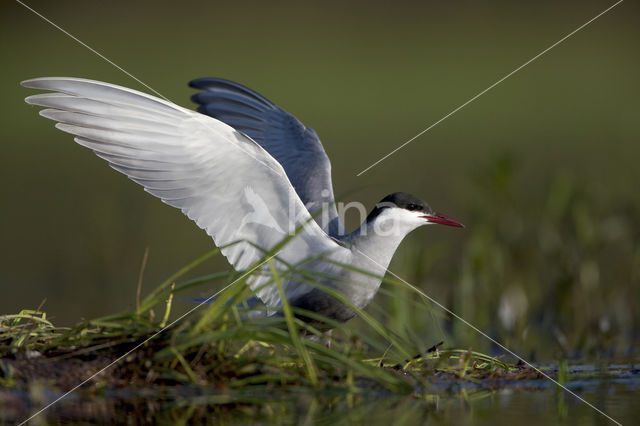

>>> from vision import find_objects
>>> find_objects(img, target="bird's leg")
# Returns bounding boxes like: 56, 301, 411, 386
325, 329, 333, 349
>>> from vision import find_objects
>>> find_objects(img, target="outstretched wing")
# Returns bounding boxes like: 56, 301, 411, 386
189, 78, 344, 237
22, 77, 346, 307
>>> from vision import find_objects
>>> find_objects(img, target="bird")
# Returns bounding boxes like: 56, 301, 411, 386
21, 76, 464, 328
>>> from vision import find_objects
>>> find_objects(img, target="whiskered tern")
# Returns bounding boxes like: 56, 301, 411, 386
21, 77, 463, 326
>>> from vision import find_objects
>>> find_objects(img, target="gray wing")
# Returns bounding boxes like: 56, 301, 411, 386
21, 77, 348, 308
189, 78, 344, 237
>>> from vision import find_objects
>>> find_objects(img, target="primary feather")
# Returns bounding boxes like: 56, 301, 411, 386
190, 78, 344, 237
22, 77, 346, 308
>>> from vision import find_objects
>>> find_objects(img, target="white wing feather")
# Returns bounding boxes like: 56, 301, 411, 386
22, 77, 345, 307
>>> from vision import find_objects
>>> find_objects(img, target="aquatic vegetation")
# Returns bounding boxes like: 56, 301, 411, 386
0, 240, 515, 401
1, 162, 637, 424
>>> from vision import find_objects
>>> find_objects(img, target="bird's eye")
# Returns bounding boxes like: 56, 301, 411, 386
407, 203, 422, 211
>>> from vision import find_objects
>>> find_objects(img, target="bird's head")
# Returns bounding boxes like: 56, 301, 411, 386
364, 192, 464, 237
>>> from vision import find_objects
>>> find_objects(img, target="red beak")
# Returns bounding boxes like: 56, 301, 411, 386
420, 212, 465, 228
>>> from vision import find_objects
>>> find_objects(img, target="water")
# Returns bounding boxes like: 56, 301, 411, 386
3, 364, 638, 425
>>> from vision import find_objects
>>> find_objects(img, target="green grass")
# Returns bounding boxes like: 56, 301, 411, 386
1, 162, 638, 423
1, 162, 638, 401
0, 241, 515, 395
2, 166, 638, 423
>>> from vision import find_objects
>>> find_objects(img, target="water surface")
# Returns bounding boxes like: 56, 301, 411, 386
3, 363, 637, 425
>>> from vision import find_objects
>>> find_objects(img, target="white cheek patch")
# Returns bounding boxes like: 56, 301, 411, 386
370, 208, 426, 236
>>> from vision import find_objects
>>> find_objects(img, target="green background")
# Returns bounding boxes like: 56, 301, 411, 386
1, 0, 638, 360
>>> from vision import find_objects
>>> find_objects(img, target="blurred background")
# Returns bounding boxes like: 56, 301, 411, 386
1, 0, 638, 361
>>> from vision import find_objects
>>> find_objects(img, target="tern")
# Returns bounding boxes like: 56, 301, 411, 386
21, 77, 463, 327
